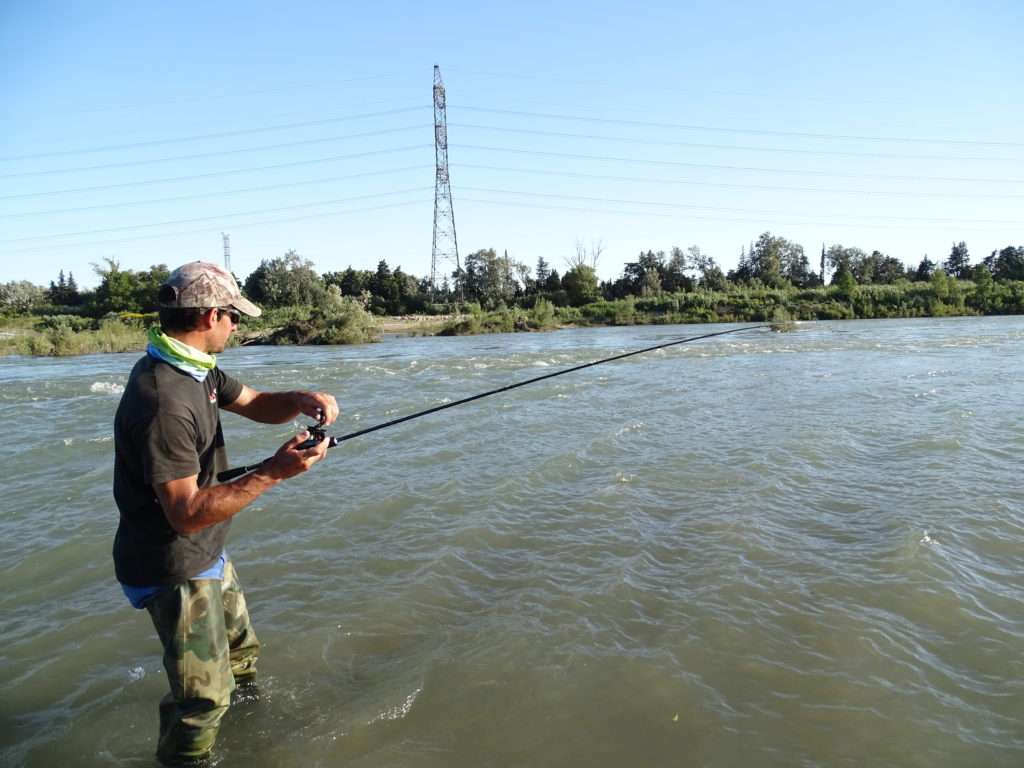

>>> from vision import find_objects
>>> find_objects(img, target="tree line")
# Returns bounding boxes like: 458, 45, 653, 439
3, 233, 1024, 318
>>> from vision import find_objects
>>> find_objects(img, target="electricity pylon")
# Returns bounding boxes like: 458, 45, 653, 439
431, 65, 460, 297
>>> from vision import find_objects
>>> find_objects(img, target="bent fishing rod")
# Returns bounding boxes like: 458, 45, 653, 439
217, 322, 787, 483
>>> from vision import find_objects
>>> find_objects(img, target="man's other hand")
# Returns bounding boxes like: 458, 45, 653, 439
266, 431, 329, 481
296, 391, 339, 425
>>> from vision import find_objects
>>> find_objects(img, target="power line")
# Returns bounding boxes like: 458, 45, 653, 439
8, 118, 1016, 186
0, 125, 430, 180
453, 105, 1024, 148
0, 199, 430, 255
10, 152, 1021, 225
457, 185, 1022, 226
11, 180, 1009, 249
5, 181, 1011, 257
0, 73, 410, 122
0, 105, 430, 162
0, 145, 432, 200
4, 151, 1019, 224
0, 166, 432, 219
8, 139, 1018, 205
453, 162, 1024, 200
457, 196, 1010, 234
443, 66, 910, 107
454, 144, 1024, 185
0, 187, 432, 245
446, 123, 1024, 164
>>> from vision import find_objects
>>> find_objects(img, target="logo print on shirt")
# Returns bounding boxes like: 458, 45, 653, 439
209, 387, 218, 404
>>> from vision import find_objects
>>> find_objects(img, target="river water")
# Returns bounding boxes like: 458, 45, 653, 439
1, 317, 1023, 767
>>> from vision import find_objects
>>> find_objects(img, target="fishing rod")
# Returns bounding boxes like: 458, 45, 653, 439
217, 322, 788, 483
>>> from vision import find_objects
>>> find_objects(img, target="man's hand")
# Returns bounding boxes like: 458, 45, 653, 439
264, 430, 329, 481
296, 391, 339, 425
224, 386, 340, 426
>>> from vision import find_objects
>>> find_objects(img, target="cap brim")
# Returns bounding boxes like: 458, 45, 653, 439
230, 296, 262, 317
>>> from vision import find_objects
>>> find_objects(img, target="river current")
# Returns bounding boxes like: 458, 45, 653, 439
1, 317, 1022, 767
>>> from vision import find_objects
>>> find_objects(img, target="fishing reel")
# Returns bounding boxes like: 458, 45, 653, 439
296, 407, 336, 450
296, 423, 328, 450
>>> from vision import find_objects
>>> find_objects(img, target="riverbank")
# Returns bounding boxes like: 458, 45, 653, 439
3, 280, 1022, 355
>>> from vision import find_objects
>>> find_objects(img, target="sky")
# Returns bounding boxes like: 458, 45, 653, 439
1, 0, 1022, 289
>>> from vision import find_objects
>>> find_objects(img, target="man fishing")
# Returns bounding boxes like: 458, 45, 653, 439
112, 261, 338, 766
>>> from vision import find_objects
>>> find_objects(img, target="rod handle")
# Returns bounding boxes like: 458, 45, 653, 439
217, 462, 266, 483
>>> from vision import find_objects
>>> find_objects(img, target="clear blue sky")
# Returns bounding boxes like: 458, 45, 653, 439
1, 0, 1021, 288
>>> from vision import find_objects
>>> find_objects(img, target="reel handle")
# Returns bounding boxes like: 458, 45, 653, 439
296, 422, 328, 450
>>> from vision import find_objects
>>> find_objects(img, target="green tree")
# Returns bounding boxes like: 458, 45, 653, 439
826, 245, 867, 284
943, 241, 971, 280
751, 232, 809, 287
728, 246, 753, 284
971, 263, 994, 312
47, 271, 67, 306
390, 265, 421, 313
92, 258, 141, 313
0, 280, 46, 313
535, 257, 551, 288
619, 250, 664, 296
562, 264, 599, 306
244, 250, 325, 308
459, 249, 517, 307
544, 268, 562, 292
133, 264, 170, 311
931, 268, 951, 301
66, 272, 81, 304
325, 267, 373, 297
913, 256, 936, 282
459, 250, 488, 303
988, 246, 1024, 281
871, 252, 907, 284
661, 247, 691, 292
691, 250, 728, 291
833, 263, 857, 301
367, 260, 399, 312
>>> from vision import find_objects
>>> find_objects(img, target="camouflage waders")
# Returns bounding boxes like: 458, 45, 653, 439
145, 559, 260, 765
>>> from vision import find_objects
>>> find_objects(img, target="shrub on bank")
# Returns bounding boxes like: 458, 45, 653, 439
439, 300, 561, 335
7, 317, 147, 356
267, 295, 379, 345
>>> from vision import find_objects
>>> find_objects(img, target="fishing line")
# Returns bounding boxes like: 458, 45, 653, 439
217, 322, 788, 482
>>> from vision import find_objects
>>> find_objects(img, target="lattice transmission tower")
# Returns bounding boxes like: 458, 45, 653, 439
221, 232, 232, 273
431, 65, 460, 295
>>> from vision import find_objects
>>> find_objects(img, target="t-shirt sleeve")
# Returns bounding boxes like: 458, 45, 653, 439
215, 367, 243, 407
141, 409, 201, 484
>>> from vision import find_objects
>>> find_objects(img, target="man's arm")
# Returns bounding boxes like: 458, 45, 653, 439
223, 384, 339, 425
154, 432, 327, 535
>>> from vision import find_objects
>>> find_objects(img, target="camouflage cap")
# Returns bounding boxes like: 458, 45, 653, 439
158, 261, 261, 317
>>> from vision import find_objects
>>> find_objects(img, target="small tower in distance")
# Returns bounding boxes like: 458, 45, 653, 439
222, 232, 232, 273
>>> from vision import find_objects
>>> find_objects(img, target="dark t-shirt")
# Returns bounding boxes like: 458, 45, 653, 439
112, 355, 243, 586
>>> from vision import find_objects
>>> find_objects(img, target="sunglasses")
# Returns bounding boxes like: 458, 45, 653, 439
217, 307, 241, 325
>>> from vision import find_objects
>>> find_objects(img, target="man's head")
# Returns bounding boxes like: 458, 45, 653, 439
158, 262, 261, 351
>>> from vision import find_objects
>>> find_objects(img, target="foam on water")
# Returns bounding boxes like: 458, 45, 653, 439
367, 687, 421, 725
89, 381, 124, 395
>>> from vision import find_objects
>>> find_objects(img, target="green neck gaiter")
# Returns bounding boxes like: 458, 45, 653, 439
147, 326, 216, 381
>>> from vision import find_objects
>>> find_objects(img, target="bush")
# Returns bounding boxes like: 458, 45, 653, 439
529, 298, 556, 329
269, 295, 379, 345
38, 315, 96, 333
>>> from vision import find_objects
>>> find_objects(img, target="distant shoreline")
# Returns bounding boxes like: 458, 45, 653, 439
4, 278, 1023, 356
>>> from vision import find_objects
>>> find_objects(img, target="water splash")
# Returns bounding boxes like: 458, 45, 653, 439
90, 382, 124, 395
367, 687, 421, 725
